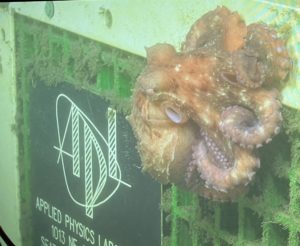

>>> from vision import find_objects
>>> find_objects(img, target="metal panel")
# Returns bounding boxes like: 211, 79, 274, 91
0, 5, 21, 246
14, 14, 161, 246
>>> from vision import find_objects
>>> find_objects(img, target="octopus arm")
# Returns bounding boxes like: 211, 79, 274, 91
182, 6, 247, 53
232, 23, 292, 88
190, 135, 260, 192
219, 89, 282, 148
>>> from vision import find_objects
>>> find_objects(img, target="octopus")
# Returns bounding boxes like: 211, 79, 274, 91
128, 6, 292, 201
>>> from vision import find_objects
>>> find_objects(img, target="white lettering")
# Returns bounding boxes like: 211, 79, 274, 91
98, 234, 118, 246
68, 235, 77, 246
64, 214, 95, 245
36, 197, 62, 224
51, 224, 66, 244
41, 235, 57, 246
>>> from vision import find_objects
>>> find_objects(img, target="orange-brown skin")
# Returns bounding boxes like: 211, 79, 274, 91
128, 6, 291, 201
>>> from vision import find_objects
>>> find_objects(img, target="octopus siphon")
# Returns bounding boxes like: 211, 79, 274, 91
128, 6, 292, 201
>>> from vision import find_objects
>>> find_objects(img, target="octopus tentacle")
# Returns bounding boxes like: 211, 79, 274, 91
246, 23, 292, 82
182, 6, 247, 53
215, 47, 267, 89
219, 89, 282, 148
231, 23, 292, 88
231, 49, 267, 88
185, 160, 249, 201
192, 135, 260, 192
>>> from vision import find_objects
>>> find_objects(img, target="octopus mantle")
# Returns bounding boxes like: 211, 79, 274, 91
128, 6, 292, 201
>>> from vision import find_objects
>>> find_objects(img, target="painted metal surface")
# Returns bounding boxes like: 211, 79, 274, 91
0, 1, 299, 245
0, 4, 21, 246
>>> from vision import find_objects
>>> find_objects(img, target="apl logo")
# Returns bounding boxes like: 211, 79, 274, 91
53, 94, 131, 219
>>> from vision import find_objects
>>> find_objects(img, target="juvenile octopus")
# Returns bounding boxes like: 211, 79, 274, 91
128, 6, 292, 201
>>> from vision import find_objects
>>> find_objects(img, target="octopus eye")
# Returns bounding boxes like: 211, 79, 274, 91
165, 107, 184, 124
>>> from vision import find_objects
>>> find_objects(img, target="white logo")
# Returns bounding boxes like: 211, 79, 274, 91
53, 94, 131, 219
